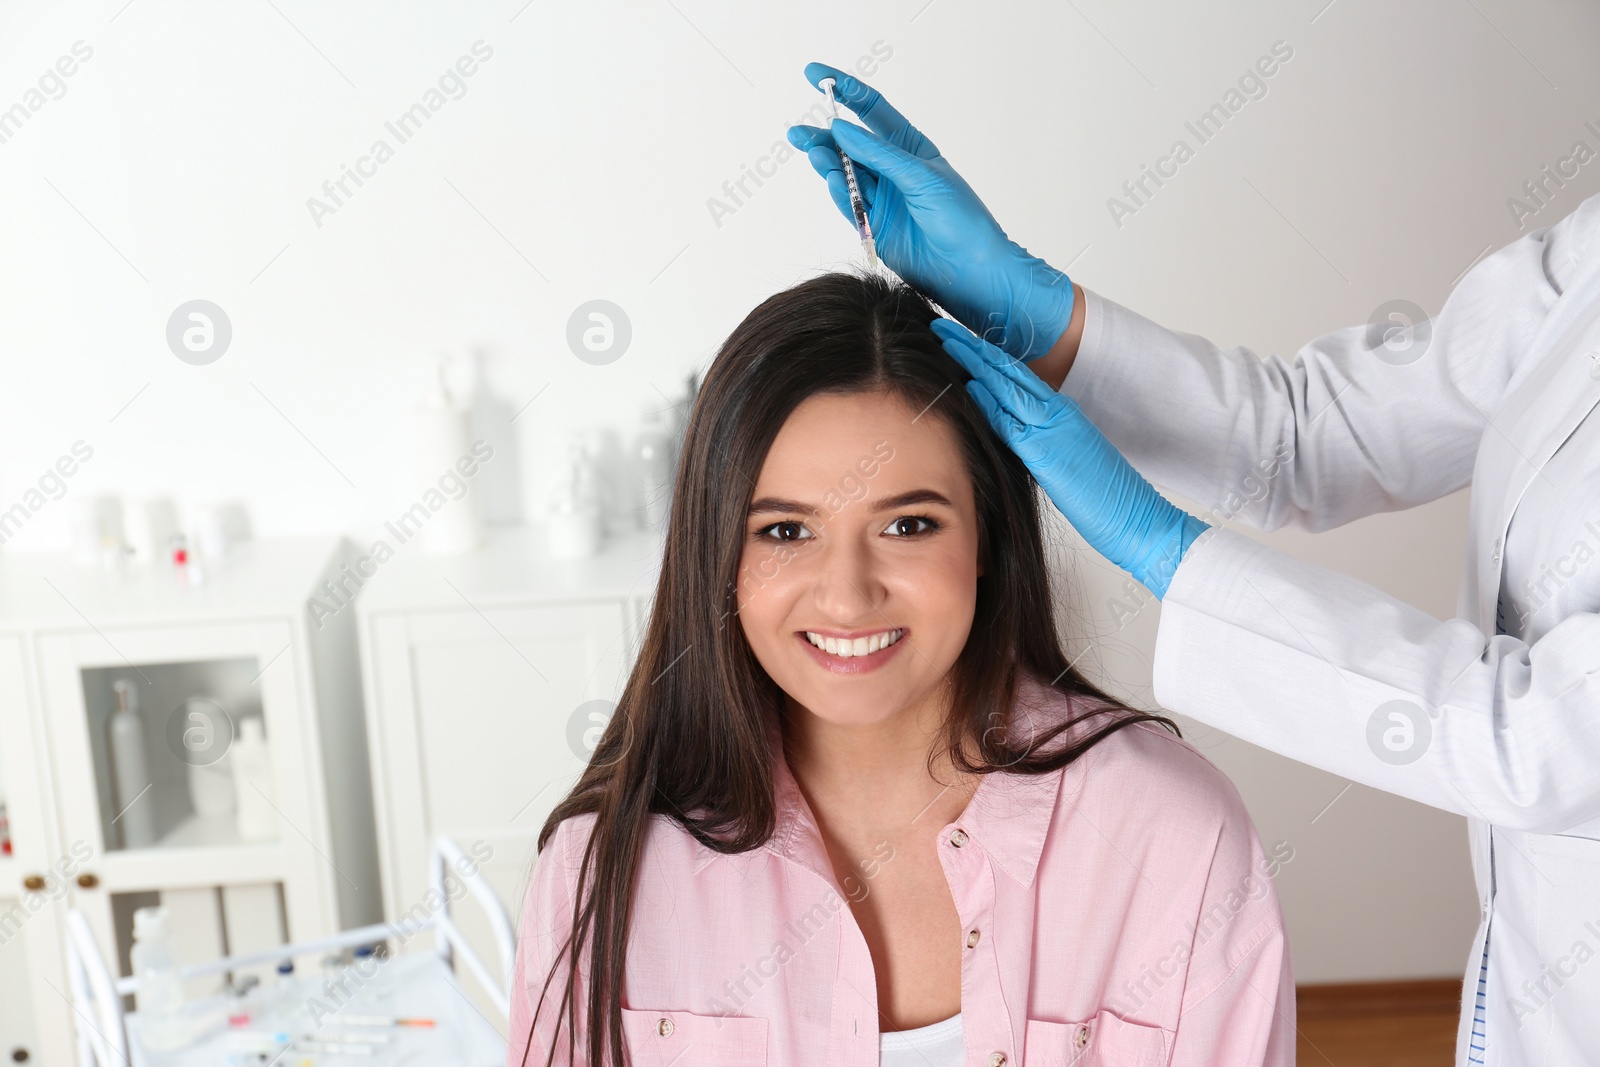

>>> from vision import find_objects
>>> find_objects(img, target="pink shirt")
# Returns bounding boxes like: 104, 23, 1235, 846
507, 674, 1295, 1066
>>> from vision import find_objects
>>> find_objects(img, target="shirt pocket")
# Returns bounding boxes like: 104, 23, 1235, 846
620, 1007, 769, 1066
1024, 1010, 1171, 1067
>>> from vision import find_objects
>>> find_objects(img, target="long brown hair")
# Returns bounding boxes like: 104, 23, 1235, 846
522, 269, 1176, 1066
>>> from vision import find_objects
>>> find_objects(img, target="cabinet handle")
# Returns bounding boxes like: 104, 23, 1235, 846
76, 872, 100, 889
22, 874, 46, 892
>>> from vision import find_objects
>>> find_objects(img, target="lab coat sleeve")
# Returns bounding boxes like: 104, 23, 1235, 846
1155, 525, 1600, 834
1060, 193, 1600, 532
506, 817, 589, 1067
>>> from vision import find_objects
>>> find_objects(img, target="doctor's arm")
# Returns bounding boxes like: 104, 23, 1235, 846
1154, 523, 1600, 836
1039, 189, 1594, 531
942, 317, 1600, 835
1048, 189, 1592, 531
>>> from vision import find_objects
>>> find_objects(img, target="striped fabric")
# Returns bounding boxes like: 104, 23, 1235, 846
1467, 925, 1489, 1065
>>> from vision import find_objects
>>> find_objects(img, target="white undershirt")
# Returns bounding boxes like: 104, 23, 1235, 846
879, 1012, 963, 1067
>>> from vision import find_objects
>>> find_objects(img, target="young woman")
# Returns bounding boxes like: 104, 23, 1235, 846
507, 272, 1295, 1067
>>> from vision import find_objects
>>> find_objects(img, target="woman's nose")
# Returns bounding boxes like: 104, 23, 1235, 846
809, 534, 884, 618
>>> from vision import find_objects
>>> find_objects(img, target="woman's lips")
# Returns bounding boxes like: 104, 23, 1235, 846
794, 628, 908, 675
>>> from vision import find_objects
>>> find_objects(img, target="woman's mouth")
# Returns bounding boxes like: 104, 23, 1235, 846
796, 627, 907, 674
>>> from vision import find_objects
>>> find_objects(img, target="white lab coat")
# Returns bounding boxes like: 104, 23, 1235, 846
1061, 191, 1600, 1066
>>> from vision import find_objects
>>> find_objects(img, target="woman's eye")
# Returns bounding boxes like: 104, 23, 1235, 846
884, 515, 941, 537
757, 520, 812, 542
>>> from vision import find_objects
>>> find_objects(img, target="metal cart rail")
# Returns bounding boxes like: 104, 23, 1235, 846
63, 836, 515, 1066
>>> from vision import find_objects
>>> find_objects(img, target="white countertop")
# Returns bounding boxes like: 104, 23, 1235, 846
352, 522, 665, 613
0, 536, 342, 629
0, 523, 667, 630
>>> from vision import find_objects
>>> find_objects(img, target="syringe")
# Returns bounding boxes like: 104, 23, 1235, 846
818, 77, 879, 268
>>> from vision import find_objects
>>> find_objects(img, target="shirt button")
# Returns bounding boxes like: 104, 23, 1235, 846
1491, 536, 1502, 563
1076, 1024, 1090, 1048
656, 1017, 674, 1036
987, 1054, 1006, 1066
966, 928, 981, 948
949, 829, 969, 847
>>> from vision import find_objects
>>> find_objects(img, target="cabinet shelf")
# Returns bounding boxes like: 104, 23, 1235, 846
152, 811, 276, 851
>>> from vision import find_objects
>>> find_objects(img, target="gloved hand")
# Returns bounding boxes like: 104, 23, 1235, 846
788, 63, 1074, 362
930, 316, 1210, 599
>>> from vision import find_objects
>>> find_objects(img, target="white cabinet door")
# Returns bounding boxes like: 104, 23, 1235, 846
36, 622, 332, 978
0, 634, 73, 1065
0, 886, 70, 1065
367, 599, 632, 933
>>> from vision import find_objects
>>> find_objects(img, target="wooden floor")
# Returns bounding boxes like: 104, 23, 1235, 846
1295, 980, 1461, 1067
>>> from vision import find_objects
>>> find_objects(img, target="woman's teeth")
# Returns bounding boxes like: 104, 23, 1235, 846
804, 628, 905, 658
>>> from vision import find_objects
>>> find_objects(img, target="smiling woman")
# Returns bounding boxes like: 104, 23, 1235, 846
505, 271, 1295, 1067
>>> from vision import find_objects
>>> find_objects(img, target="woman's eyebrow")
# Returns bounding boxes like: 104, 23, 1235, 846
746, 488, 954, 516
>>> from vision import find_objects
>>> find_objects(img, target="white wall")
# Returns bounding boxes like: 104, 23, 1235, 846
4, 0, 1599, 983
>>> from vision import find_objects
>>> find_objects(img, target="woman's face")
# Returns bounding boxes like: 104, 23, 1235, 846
736, 387, 983, 732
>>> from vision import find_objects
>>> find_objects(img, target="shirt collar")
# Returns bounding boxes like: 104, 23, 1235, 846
691, 672, 1073, 890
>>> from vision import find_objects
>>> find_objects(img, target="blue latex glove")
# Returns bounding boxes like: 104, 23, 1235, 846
930, 316, 1210, 599
788, 63, 1074, 362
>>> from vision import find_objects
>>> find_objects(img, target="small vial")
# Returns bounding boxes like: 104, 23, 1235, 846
271, 959, 296, 1020
226, 973, 261, 1026
352, 943, 394, 1009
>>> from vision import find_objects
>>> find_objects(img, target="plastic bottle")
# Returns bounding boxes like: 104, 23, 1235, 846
229, 718, 276, 841
124, 496, 179, 568
187, 753, 235, 819
667, 371, 699, 456
409, 353, 483, 554
546, 437, 605, 559
108, 680, 157, 849
131, 906, 188, 1052
183, 698, 236, 819
634, 404, 676, 532
71, 494, 125, 569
